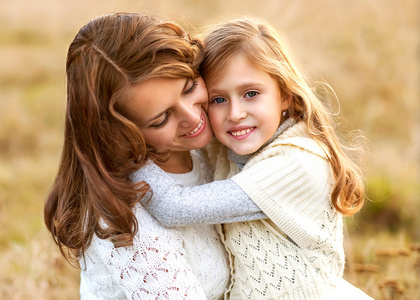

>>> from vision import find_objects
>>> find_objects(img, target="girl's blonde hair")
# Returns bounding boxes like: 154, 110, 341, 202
44, 13, 204, 263
200, 17, 364, 216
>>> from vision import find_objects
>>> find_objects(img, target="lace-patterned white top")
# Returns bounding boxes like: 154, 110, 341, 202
79, 150, 230, 300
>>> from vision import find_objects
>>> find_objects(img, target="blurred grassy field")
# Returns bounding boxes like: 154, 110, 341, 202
0, 0, 419, 299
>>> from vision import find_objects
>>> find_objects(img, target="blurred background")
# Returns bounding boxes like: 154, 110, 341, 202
0, 0, 418, 299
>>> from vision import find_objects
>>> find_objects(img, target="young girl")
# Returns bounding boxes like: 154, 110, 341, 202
135, 17, 373, 299
44, 13, 244, 299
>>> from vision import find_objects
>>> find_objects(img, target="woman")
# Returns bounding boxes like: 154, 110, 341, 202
44, 12, 252, 299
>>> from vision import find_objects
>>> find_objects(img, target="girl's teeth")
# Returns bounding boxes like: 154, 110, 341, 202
231, 128, 252, 136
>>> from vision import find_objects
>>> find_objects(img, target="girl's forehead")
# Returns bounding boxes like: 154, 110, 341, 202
204, 53, 254, 82
205, 54, 275, 94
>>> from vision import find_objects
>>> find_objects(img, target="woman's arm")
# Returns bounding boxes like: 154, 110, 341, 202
132, 161, 266, 227
136, 144, 333, 249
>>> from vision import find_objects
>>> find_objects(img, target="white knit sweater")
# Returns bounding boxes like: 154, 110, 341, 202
216, 122, 344, 299
168, 151, 230, 299
79, 150, 229, 300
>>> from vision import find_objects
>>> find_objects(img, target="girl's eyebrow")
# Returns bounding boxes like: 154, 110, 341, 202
144, 78, 190, 125
209, 81, 264, 95
236, 82, 264, 90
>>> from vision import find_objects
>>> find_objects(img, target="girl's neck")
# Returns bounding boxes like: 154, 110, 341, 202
156, 151, 193, 174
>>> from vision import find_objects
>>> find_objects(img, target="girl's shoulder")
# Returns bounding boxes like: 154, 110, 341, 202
267, 122, 329, 160
243, 122, 330, 170
200, 137, 226, 168
190, 149, 214, 183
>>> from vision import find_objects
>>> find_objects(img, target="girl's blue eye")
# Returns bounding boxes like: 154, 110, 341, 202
245, 91, 258, 98
211, 97, 226, 104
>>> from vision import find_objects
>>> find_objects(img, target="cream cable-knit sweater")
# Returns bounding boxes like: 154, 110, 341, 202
215, 122, 343, 299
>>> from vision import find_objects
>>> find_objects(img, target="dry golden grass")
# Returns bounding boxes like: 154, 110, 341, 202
1, 0, 418, 299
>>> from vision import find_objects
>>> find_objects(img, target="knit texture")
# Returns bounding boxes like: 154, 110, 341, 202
215, 122, 344, 299
79, 208, 207, 300
79, 150, 229, 300
167, 151, 230, 299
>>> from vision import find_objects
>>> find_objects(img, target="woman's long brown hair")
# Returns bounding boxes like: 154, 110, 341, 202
44, 13, 204, 263
201, 17, 365, 216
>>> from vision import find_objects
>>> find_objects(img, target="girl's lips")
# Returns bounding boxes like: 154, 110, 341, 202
228, 126, 256, 140
182, 112, 206, 138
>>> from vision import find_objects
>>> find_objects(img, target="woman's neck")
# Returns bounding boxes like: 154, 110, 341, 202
156, 151, 193, 174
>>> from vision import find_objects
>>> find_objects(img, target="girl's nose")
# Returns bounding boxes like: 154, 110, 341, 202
227, 100, 247, 123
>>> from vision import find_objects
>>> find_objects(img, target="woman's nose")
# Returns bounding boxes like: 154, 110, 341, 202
228, 101, 247, 123
178, 101, 200, 128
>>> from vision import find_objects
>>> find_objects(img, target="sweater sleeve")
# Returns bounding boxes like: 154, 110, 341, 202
90, 206, 207, 299
231, 144, 335, 249
132, 161, 267, 227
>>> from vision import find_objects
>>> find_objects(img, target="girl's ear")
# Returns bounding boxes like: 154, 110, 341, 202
282, 93, 293, 109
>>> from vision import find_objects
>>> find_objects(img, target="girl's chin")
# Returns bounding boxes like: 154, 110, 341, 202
229, 145, 257, 156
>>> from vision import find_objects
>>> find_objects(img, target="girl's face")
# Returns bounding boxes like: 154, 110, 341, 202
207, 54, 290, 155
124, 76, 213, 159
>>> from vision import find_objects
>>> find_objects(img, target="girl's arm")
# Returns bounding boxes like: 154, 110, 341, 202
231, 145, 335, 249
132, 161, 266, 227
95, 206, 208, 299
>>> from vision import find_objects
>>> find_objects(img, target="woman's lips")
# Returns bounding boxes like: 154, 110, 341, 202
183, 112, 206, 138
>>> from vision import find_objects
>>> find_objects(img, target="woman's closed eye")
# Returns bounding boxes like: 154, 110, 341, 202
149, 79, 198, 130
183, 80, 198, 95
150, 111, 171, 129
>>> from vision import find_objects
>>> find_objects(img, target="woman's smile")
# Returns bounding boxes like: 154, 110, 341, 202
183, 112, 206, 138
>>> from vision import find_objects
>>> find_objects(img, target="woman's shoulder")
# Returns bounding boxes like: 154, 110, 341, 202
81, 205, 203, 300
86, 204, 185, 261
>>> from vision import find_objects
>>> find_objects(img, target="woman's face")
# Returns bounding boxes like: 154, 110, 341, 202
124, 76, 213, 155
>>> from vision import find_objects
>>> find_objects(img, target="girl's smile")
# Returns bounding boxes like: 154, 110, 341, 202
228, 126, 256, 140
